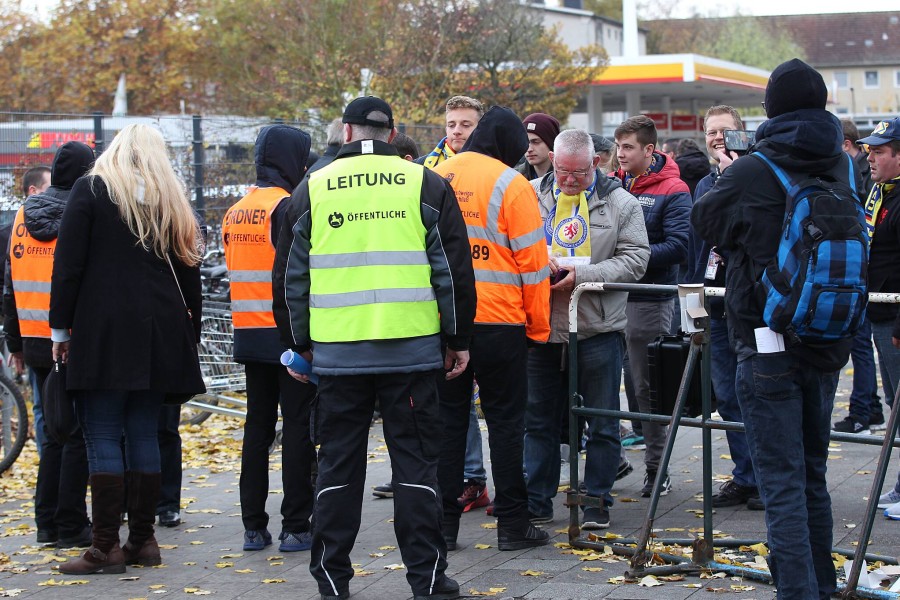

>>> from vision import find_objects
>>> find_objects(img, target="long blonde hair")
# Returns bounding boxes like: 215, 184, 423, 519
90, 124, 202, 266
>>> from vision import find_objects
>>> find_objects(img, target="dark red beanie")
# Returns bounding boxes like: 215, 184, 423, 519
522, 113, 561, 149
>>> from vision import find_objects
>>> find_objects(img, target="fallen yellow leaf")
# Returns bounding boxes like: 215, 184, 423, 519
468, 587, 506, 596
582, 566, 604, 572
639, 575, 663, 587
261, 578, 285, 584
474, 544, 492, 550
520, 570, 544, 576
234, 569, 254, 574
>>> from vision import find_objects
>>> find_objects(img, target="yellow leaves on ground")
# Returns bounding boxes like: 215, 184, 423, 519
261, 578, 285, 584
519, 570, 544, 576
38, 579, 88, 586
183, 588, 213, 595
638, 575, 663, 587
468, 587, 506, 596
383, 563, 405, 570
234, 569, 254, 574
479, 523, 497, 530
474, 544, 492, 550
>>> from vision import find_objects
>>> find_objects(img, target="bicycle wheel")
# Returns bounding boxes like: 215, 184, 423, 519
0, 372, 28, 474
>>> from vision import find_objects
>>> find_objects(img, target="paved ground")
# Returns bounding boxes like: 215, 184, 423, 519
0, 369, 898, 600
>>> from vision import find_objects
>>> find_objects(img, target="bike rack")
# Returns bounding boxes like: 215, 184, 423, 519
563, 282, 900, 599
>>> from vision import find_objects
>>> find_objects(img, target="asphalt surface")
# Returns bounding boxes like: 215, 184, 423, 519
0, 368, 898, 599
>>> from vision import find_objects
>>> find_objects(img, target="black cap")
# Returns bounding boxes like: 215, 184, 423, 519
764, 58, 827, 119
342, 96, 394, 129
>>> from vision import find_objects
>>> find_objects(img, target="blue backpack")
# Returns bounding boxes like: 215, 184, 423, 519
753, 153, 867, 346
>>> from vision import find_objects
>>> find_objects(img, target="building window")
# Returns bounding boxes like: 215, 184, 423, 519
864, 70, 879, 88
833, 72, 849, 89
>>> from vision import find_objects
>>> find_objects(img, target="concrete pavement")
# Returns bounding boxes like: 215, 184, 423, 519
0, 370, 898, 599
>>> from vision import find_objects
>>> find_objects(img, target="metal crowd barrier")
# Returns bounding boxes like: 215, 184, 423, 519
564, 282, 900, 600
186, 301, 248, 420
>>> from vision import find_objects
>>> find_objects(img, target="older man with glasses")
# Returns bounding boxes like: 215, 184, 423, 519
524, 129, 649, 530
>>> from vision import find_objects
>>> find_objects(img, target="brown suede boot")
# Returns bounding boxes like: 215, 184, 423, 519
59, 473, 126, 575
122, 472, 162, 566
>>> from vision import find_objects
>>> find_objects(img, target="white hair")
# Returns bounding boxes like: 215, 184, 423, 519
553, 129, 593, 163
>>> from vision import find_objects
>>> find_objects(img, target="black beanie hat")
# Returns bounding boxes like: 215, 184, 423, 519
764, 58, 827, 119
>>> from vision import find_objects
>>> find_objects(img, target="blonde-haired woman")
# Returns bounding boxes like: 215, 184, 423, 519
50, 124, 204, 574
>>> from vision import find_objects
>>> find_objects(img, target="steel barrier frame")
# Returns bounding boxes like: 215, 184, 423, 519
563, 282, 900, 599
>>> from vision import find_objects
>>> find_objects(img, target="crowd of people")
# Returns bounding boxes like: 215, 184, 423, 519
4, 57, 900, 600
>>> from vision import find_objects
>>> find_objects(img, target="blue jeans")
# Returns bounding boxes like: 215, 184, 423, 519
871, 320, 900, 494
848, 318, 881, 424
76, 390, 164, 474
736, 352, 837, 600
464, 397, 487, 482
31, 369, 46, 455
524, 332, 623, 517
710, 318, 755, 488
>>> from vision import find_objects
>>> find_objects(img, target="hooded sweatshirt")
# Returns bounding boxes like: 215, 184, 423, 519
434, 106, 551, 342
226, 124, 310, 363
691, 108, 853, 369
3, 141, 94, 367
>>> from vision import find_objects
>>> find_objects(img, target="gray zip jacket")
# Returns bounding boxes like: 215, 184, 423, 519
532, 170, 650, 343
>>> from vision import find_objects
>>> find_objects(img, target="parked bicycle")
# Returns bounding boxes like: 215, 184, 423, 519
0, 331, 29, 474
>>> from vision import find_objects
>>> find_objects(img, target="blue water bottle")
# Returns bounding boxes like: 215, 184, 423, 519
280, 350, 319, 385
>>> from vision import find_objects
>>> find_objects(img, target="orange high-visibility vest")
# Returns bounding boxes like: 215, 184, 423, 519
222, 187, 287, 329
9, 207, 55, 339
434, 153, 551, 342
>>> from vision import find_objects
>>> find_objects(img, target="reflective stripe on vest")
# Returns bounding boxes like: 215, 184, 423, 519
222, 187, 286, 329
9, 207, 54, 339
307, 154, 439, 343
464, 167, 549, 287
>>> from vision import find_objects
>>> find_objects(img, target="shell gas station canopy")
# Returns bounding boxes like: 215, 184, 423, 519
585, 54, 769, 134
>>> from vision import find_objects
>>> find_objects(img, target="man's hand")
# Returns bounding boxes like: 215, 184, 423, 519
286, 350, 314, 383
52, 341, 69, 364
893, 336, 900, 349
7, 351, 24, 376
715, 148, 740, 172
550, 265, 576, 294
444, 348, 470, 380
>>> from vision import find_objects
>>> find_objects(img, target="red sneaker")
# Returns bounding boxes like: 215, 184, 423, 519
458, 480, 490, 512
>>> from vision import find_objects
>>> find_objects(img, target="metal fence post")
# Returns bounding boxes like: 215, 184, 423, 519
93, 112, 104, 155
192, 115, 204, 211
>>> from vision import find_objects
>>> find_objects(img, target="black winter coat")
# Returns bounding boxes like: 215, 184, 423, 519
49, 176, 204, 393
691, 109, 853, 370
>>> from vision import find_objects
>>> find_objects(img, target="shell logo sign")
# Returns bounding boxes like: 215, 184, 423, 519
27, 131, 95, 149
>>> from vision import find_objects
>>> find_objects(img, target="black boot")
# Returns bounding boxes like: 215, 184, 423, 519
122, 472, 162, 566
59, 473, 125, 575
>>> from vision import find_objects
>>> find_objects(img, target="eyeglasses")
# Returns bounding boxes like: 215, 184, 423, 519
555, 167, 592, 179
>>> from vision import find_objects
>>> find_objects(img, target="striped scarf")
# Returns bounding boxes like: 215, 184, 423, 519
422, 137, 455, 170
623, 154, 658, 192
864, 175, 900, 245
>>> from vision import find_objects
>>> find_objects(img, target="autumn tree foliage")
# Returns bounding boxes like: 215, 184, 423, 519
0, 0, 203, 114
0, 0, 607, 123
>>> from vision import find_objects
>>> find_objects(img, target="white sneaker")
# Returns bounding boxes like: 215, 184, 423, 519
885, 501, 900, 520
878, 488, 900, 509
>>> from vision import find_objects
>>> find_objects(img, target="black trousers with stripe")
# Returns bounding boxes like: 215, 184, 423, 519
309, 370, 448, 597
